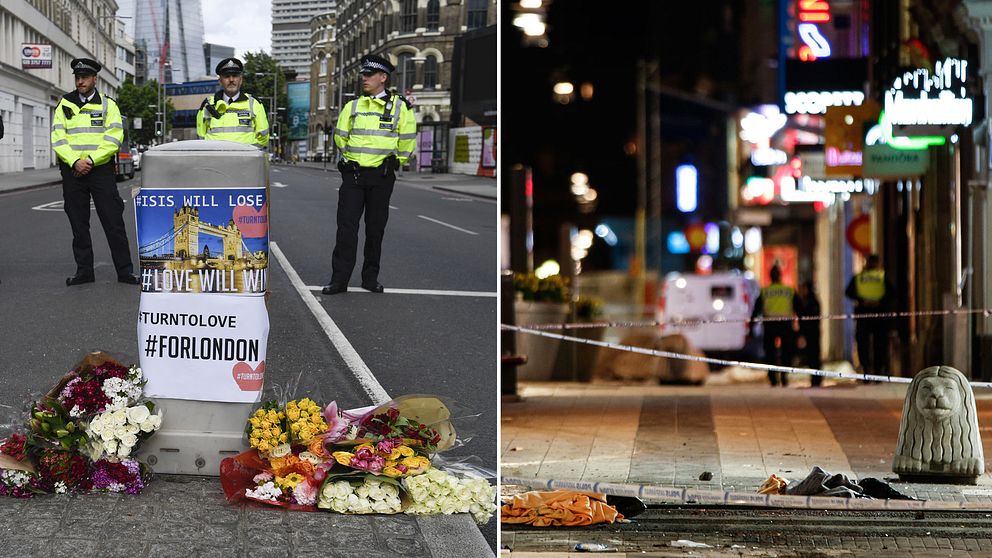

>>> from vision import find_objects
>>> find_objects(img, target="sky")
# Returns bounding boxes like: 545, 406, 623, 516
201, 0, 272, 56
118, 0, 271, 56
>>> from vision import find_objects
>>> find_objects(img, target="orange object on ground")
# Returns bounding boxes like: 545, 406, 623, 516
500, 490, 624, 526
757, 474, 789, 495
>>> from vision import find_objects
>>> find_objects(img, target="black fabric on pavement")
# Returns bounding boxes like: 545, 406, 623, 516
785, 466, 917, 500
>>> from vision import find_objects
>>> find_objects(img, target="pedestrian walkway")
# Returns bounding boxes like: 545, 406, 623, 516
501, 378, 992, 555
288, 161, 496, 200
0, 167, 61, 193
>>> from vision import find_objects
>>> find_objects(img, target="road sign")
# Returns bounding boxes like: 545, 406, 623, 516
21, 43, 52, 69
133, 117, 143, 130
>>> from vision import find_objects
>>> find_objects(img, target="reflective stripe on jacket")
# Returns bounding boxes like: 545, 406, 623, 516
196, 92, 269, 148
333, 94, 416, 167
761, 284, 795, 317
51, 91, 124, 167
855, 269, 885, 302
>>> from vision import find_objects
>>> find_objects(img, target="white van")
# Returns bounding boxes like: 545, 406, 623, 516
657, 271, 760, 356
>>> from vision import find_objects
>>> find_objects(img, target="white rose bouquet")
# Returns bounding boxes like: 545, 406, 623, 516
317, 477, 402, 514
403, 468, 497, 524
83, 403, 162, 460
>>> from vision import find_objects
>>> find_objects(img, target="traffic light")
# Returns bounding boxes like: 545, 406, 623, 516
155, 121, 163, 137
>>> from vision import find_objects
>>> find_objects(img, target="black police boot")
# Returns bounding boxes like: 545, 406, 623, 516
321, 282, 347, 295
361, 281, 384, 293
66, 273, 95, 286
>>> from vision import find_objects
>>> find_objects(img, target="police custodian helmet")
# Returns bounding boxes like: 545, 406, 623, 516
359, 54, 395, 75
215, 57, 245, 76
70, 58, 101, 75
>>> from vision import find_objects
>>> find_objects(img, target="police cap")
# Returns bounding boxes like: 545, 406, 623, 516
71, 58, 101, 75
359, 54, 394, 75
215, 57, 245, 76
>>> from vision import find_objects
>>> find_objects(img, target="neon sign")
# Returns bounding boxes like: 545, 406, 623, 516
884, 58, 973, 128
784, 90, 864, 114
797, 0, 832, 61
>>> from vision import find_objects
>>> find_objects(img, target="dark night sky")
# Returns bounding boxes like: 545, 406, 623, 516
502, 1, 746, 265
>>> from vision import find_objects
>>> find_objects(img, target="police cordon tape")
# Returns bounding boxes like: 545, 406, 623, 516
501, 324, 992, 389
500, 475, 992, 511
519, 306, 992, 331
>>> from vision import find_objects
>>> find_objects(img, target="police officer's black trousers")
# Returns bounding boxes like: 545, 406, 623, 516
60, 162, 133, 277
331, 166, 395, 285
763, 322, 795, 386
855, 320, 889, 375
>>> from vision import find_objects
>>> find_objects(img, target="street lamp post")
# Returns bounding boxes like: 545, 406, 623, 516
255, 72, 279, 154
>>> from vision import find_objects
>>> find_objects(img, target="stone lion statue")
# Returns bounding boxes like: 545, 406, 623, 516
893, 365, 984, 480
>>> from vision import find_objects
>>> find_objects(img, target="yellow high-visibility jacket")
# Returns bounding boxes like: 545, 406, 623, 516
51, 90, 123, 167
761, 284, 796, 317
334, 93, 416, 168
854, 269, 886, 302
196, 91, 269, 148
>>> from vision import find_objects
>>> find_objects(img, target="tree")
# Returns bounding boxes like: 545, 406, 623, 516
242, 51, 293, 153
116, 79, 174, 146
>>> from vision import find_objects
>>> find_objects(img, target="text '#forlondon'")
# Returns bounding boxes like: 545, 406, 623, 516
138, 311, 259, 361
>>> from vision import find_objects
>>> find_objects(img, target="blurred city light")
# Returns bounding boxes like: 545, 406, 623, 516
553, 81, 574, 95
534, 260, 560, 279
712, 299, 725, 311
580, 82, 594, 101
595, 224, 618, 246
519, 0, 543, 8
570, 172, 588, 184
704, 222, 719, 254
676, 164, 698, 213
667, 232, 690, 254
696, 255, 713, 274
582, 188, 598, 202
744, 227, 762, 254
570, 182, 589, 196
731, 227, 744, 249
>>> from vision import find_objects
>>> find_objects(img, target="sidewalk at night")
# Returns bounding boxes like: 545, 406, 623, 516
501, 376, 992, 556
502, 376, 992, 501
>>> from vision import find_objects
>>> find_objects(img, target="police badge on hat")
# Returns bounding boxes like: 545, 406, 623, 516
71, 58, 101, 75
215, 57, 245, 76
359, 54, 395, 75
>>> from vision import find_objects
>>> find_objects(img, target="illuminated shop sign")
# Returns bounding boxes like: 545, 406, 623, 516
884, 58, 973, 130
784, 91, 864, 115
740, 106, 788, 166
797, 1, 832, 61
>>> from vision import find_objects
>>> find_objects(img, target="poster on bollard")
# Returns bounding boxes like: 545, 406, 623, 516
135, 188, 268, 295
138, 293, 268, 402
135, 187, 269, 402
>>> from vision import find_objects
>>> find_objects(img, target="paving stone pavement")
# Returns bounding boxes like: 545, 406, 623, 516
0, 476, 494, 557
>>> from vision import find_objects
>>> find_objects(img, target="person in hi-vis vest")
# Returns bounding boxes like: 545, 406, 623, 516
750, 265, 798, 386
321, 54, 416, 295
196, 58, 269, 148
846, 254, 894, 379
52, 58, 138, 286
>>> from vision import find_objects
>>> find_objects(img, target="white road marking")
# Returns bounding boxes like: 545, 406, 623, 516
441, 197, 474, 202
33, 200, 94, 211
272, 182, 288, 188
306, 286, 496, 297
270, 242, 390, 404
389, 205, 399, 210
417, 215, 478, 235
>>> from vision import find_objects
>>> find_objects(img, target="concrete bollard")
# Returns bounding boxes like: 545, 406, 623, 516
893, 365, 984, 484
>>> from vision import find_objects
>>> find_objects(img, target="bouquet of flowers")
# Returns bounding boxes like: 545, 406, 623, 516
403, 468, 498, 525
317, 476, 403, 514
0, 352, 161, 498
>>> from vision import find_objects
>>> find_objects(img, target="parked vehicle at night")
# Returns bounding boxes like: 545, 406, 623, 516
657, 271, 760, 358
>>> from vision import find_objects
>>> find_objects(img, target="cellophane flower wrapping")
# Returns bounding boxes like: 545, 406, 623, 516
0, 352, 162, 498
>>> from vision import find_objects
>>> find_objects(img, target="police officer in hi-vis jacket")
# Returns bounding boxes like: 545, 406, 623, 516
196, 58, 269, 148
846, 254, 894, 379
51, 58, 138, 286
750, 265, 798, 387
322, 54, 416, 295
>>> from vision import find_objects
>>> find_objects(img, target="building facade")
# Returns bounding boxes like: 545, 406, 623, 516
272, 0, 335, 80
203, 43, 235, 78
133, 0, 206, 84
115, 18, 136, 84
0, 0, 122, 172
308, 11, 337, 161
322, 0, 495, 171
